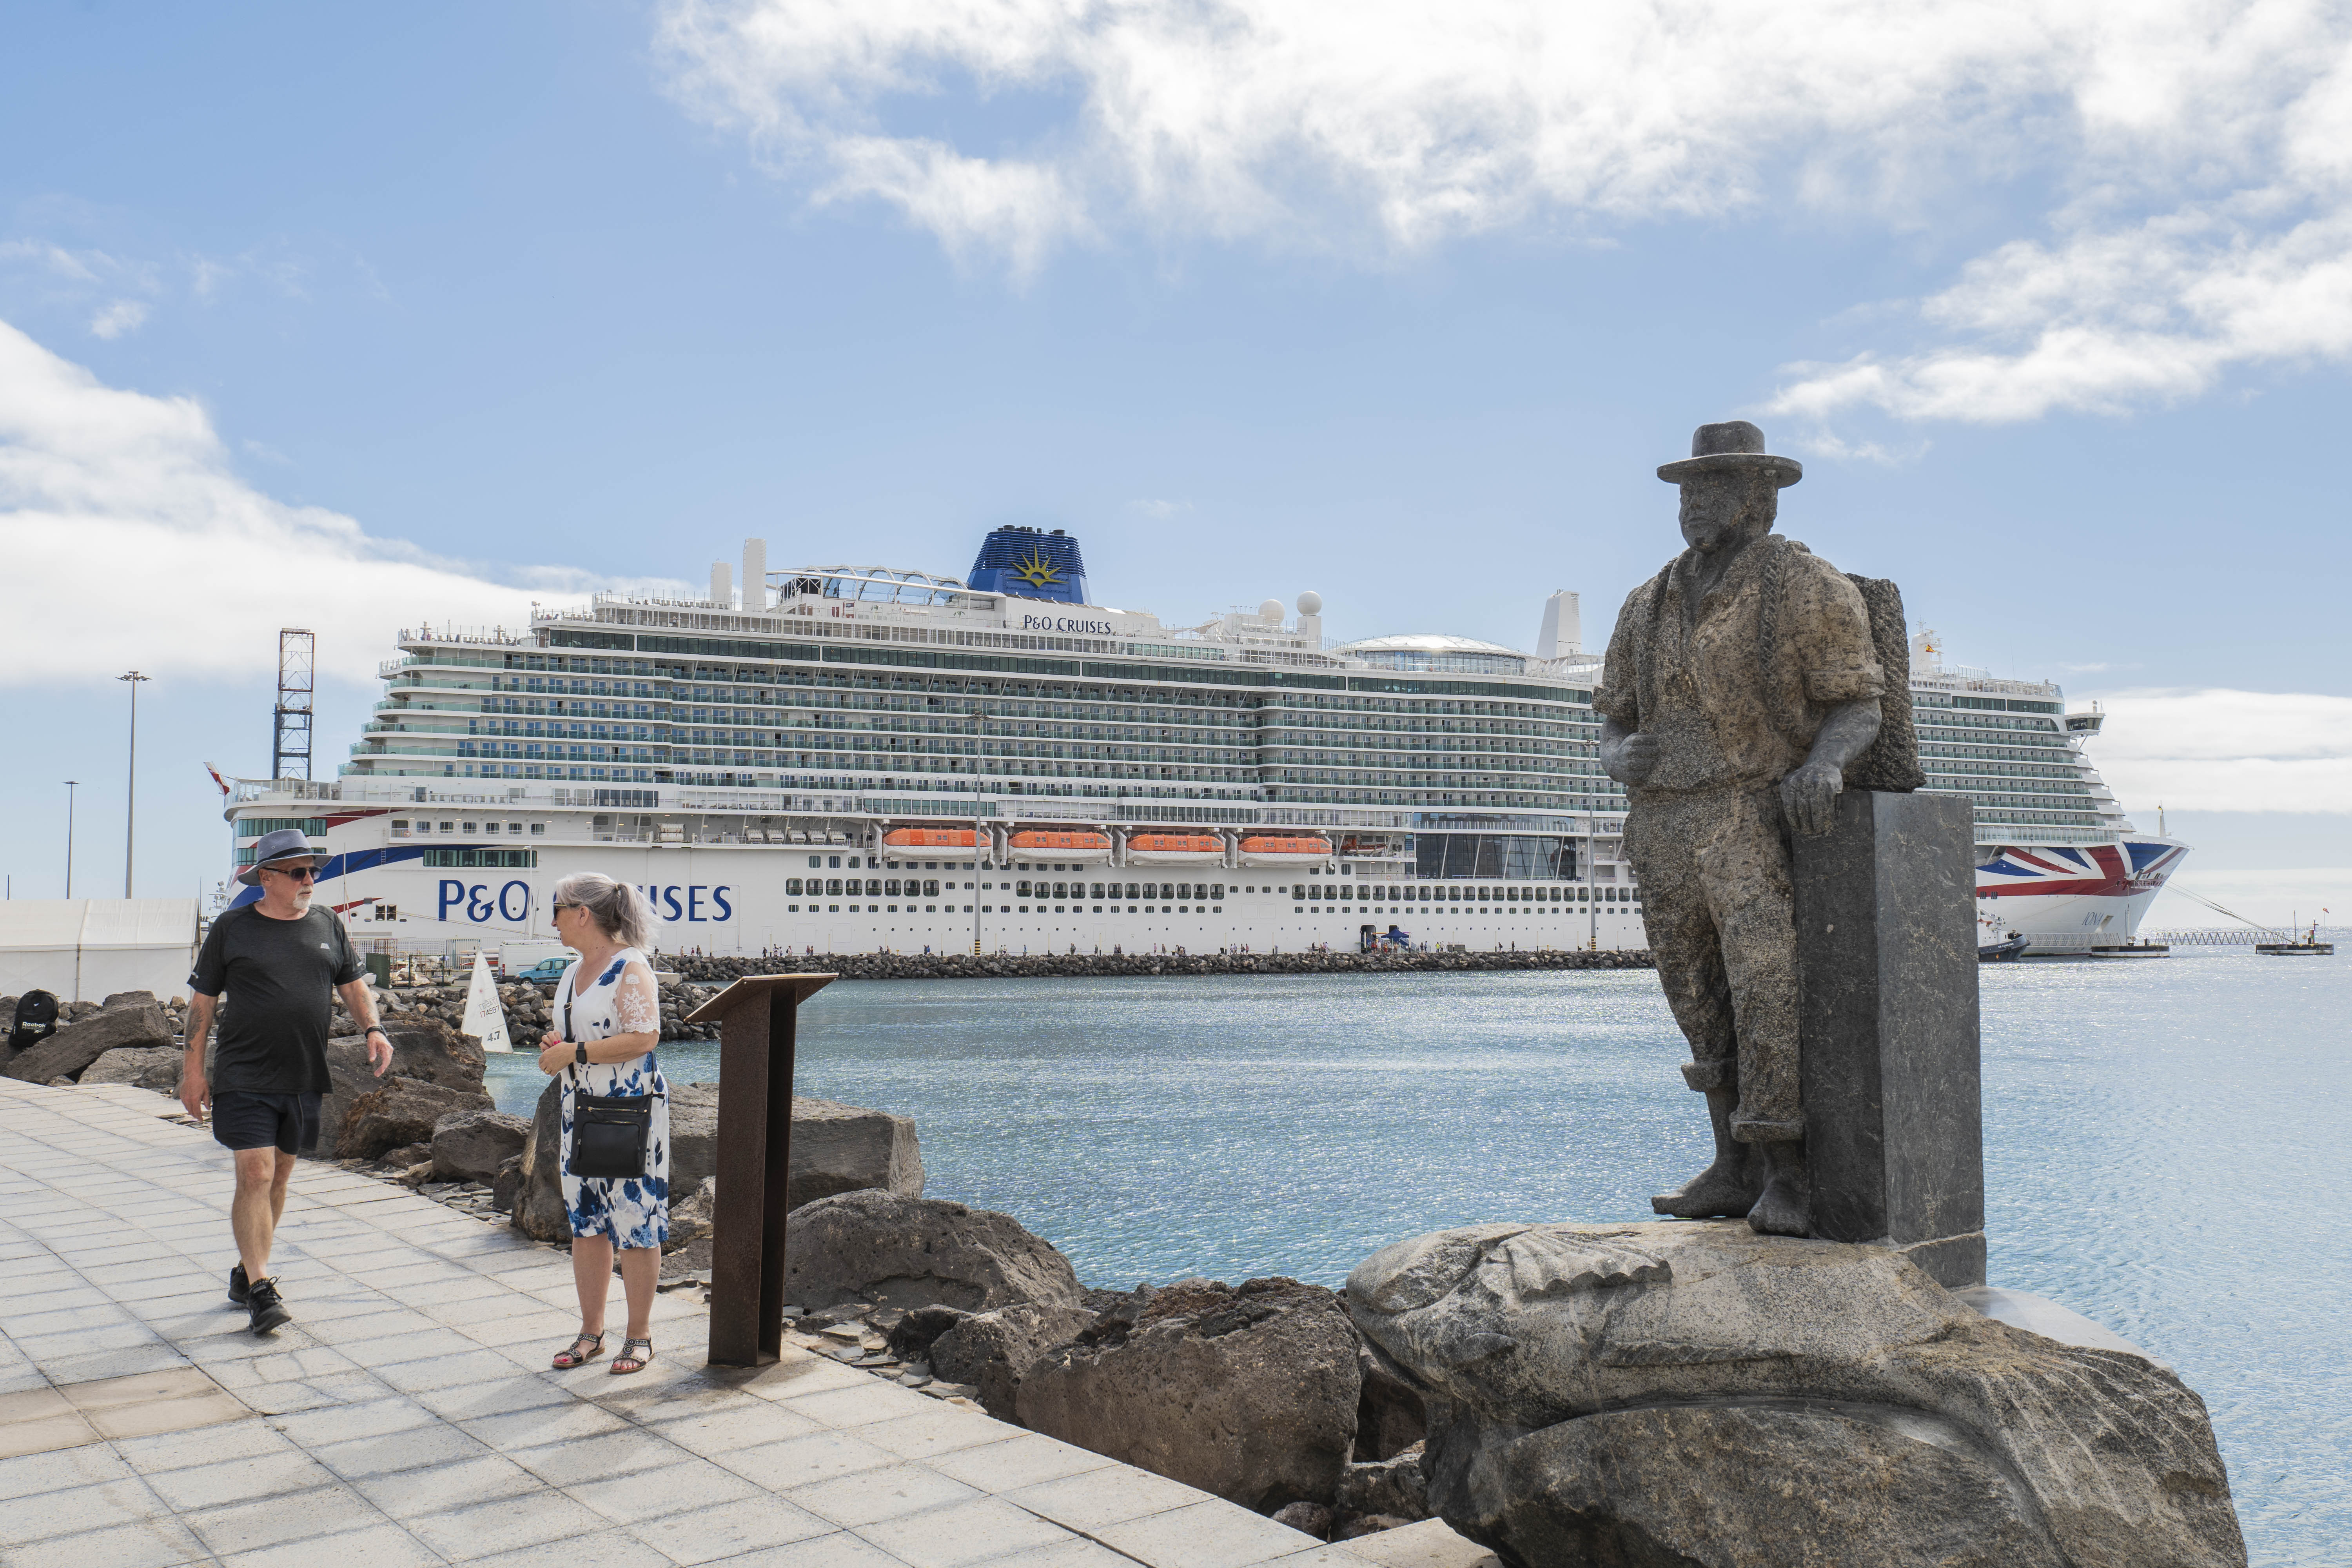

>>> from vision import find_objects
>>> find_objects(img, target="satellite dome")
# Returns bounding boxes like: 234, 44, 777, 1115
1258, 598, 1284, 622
1297, 590, 1323, 616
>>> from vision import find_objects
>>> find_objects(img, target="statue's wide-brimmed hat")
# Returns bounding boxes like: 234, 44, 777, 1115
1657, 421, 1802, 487
238, 827, 327, 886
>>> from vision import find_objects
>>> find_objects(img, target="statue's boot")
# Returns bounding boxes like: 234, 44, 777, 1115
1746, 1139, 1811, 1237
1651, 1090, 1764, 1218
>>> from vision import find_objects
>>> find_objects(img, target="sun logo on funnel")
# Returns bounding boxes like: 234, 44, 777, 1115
1012, 549, 1062, 588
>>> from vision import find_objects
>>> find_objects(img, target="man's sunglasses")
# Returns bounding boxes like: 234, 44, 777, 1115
263, 864, 320, 882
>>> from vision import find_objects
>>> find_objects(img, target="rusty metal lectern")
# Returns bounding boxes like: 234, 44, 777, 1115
682, 972, 836, 1367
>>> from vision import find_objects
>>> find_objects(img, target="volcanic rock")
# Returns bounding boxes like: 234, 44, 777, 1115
1018, 1276, 1362, 1512
784, 1190, 1082, 1312
78, 1047, 184, 1093
1346, 1219, 2245, 1568
666, 1085, 924, 1210
2, 1002, 173, 1083
430, 1109, 531, 1182
340, 1077, 494, 1163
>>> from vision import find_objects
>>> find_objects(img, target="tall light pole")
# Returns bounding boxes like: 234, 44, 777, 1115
118, 671, 149, 898
64, 780, 80, 898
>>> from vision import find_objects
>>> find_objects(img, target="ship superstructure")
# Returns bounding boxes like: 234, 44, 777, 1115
220, 535, 2179, 959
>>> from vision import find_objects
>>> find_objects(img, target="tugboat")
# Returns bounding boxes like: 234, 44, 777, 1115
2257, 919, 2335, 956
1978, 932, 2031, 963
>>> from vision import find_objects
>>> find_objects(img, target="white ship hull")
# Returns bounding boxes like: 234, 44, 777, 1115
299, 828, 1651, 958
1974, 838, 2187, 954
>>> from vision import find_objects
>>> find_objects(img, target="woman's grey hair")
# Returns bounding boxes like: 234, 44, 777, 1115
553, 872, 658, 951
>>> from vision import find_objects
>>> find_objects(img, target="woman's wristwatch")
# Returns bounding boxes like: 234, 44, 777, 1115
574, 1042, 589, 1066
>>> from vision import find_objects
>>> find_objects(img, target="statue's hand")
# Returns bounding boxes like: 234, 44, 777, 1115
1604, 731, 1660, 786
1780, 760, 1844, 837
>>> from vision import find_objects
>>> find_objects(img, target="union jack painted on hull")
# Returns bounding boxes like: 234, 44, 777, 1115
1975, 838, 2188, 952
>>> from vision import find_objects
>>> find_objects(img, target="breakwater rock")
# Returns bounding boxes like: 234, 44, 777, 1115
668, 949, 1654, 984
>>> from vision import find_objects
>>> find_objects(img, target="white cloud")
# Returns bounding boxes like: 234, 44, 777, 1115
658, 0, 2352, 422
0, 318, 661, 686
2078, 687, 2352, 815
89, 300, 147, 339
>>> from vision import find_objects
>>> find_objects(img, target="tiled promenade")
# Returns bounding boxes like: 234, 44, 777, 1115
0, 1079, 1494, 1568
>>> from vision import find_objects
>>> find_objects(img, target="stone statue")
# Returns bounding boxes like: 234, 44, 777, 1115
1596, 421, 1886, 1236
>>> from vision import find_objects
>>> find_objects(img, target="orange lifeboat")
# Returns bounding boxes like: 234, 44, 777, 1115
1007, 829, 1114, 862
1240, 834, 1332, 866
1126, 832, 1225, 866
883, 828, 978, 851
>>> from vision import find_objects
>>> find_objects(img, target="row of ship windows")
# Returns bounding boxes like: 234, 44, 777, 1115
773, 878, 1632, 905
389, 820, 546, 836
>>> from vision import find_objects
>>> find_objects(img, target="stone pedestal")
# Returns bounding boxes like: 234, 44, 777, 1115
1795, 788, 1985, 1287
682, 972, 835, 1367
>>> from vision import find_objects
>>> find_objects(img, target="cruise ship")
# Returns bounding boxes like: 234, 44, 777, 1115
218, 530, 2180, 959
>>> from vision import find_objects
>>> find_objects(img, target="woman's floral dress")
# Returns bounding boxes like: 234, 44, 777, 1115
557, 947, 670, 1247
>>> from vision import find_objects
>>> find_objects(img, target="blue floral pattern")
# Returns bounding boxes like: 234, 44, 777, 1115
557, 946, 670, 1248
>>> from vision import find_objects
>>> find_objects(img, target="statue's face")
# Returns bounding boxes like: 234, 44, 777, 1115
1678, 472, 1771, 554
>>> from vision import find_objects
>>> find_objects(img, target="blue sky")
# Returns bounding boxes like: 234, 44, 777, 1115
3, 1, 2346, 926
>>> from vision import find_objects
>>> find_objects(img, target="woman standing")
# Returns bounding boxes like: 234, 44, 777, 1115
536, 872, 669, 1375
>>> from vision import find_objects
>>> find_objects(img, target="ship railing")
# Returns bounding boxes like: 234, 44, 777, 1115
397, 625, 534, 647
229, 777, 343, 803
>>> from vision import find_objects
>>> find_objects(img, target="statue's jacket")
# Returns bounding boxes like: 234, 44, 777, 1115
1596, 534, 1883, 796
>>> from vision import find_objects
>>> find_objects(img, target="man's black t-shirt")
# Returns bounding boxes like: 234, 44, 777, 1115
188, 904, 365, 1095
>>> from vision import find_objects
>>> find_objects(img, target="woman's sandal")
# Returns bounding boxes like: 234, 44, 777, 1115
610, 1337, 654, 1376
552, 1331, 605, 1369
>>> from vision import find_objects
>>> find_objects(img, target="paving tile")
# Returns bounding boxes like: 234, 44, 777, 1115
645, 1401, 822, 1457
218, 1519, 445, 1568
715, 1532, 911, 1568
508, 1425, 690, 1488
349, 1452, 545, 1520
781, 1381, 941, 1430
408, 1488, 609, 1562
313, 1419, 495, 1478
234, 1370, 397, 1416
39, 1343, 198, 1385
270, 1395, 440, 1447
0, 1406, 102, 1458
144, 1449, 342, 1510
112, 1414, 292, 1472
87, 1389, 254, 1441
0, 1385, 72, 1424
10, 1322, 166, 1359
1007, 1467, 1220, 1532
855, 1405, 1020, 1462
459, 1395, 631, 1450
624, 1493, 833, 1565
855, 1497, 1077, 1568
466, 1528, 673, 1568
0, 1476, 168, 1544
981, 1539, 1158, 1568
716, 1430, 900, 1492
376, 1347, 527, 1393
183, 1481, 387, 1556
412, 1371, 574, 1423
1320, 1520, 1497, 1568
454, 1310, 583, 1350
784, 1462, 983, 1528
565, 1457, 759, 1524
928, 1433, 1116, 1495
1093, 1500, 1316, 1568
5, 1514, 211, 1568
5, 1303, 138, 1336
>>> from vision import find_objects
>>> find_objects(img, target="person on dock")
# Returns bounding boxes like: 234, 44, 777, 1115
537, 872, 671, 1377
181, 828, 392, 1335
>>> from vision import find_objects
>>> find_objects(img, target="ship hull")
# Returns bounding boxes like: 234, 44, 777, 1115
1974, 838, 2187, 955
282, 831, 1652, 958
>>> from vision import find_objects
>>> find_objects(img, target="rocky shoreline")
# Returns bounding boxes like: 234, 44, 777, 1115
669, 947, 1653, 984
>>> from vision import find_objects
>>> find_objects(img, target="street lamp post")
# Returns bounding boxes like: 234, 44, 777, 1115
64, 780, 80, 898
118, 671, 149, 898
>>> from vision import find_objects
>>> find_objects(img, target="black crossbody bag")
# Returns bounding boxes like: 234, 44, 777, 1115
560, 970, 656, 1180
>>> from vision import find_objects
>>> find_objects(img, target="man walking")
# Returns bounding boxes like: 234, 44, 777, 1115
181, 828, 390, 1333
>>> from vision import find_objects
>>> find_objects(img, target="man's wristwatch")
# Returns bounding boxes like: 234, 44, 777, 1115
364, 1027, 388, 1042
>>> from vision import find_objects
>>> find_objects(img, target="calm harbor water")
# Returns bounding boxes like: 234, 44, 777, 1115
486, 949, 2350, 1565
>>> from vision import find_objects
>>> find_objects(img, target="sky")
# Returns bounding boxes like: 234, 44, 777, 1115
2, 0, 2346, 929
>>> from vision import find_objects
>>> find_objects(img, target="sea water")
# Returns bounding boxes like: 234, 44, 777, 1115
485, 948, 2350, 1565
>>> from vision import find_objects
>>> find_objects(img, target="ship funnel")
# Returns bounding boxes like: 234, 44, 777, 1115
1537, 590, 1581, 658
711, 562, 732, 610
742, 539, 768, 613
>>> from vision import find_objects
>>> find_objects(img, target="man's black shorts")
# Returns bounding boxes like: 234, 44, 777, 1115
211, 1090, 321, 1155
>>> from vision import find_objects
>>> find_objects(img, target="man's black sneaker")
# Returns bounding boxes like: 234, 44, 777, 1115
228, 1263, 249, 1306
247, 1277, 291, 1336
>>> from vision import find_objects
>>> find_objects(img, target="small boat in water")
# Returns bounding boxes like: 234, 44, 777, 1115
1979, 934, 2031, 962
2258, 922, 2334, 956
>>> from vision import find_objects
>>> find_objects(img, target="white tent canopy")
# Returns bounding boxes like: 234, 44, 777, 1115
0, 900, 200, 1004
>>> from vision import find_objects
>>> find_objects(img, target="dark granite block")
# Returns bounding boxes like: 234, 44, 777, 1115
1796, 789, 1985, 1287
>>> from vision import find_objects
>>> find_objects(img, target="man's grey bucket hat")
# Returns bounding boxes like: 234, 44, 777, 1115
239, 827, 327, 886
